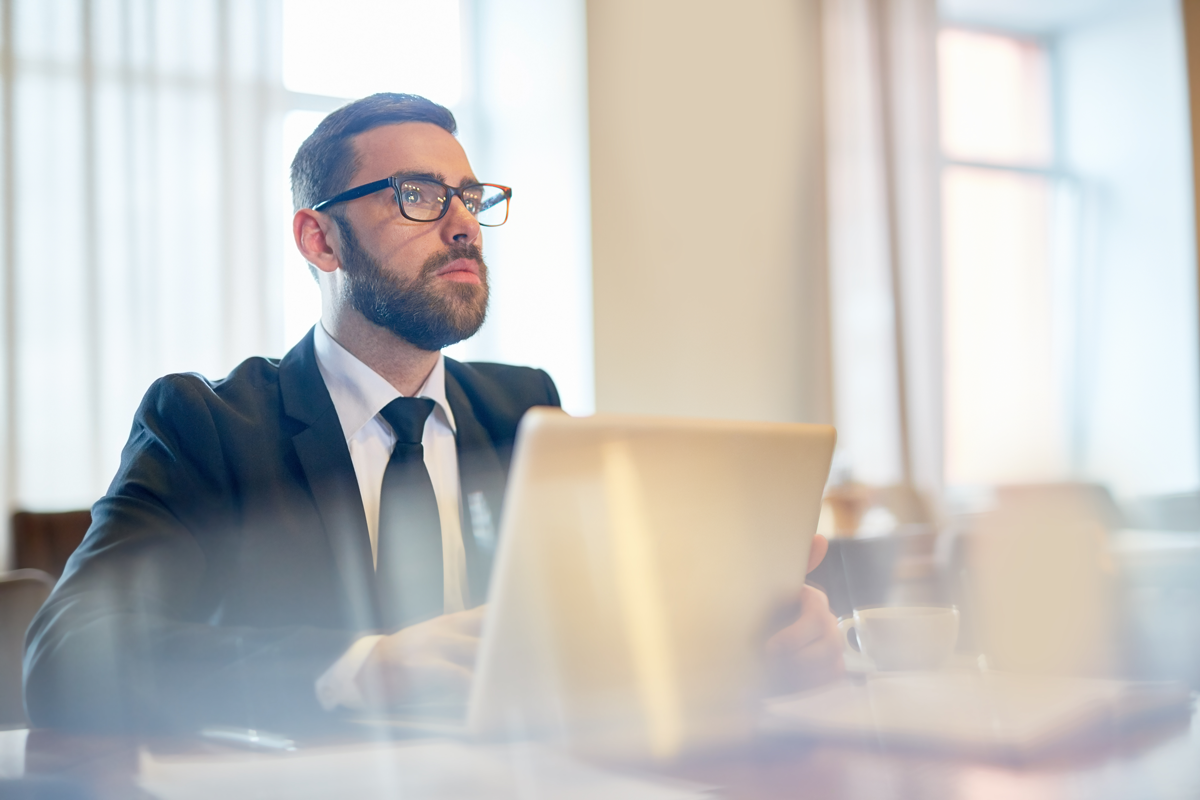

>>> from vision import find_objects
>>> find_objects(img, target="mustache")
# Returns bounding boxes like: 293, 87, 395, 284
421, 243, 486, 277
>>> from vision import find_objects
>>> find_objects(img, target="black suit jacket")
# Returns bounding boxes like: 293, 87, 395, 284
23, 329, 560, 733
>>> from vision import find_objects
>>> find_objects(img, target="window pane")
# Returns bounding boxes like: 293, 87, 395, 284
943, 166, 1068, 484
282, 0, 462, 106
939, 28, 1052, 166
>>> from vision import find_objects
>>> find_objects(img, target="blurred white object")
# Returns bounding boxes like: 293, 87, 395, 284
856, 506, 899, 538
964, 484, 1116, 676
0, 730, 28, 780
837, 606, 959, 671
469, 410, 836, 759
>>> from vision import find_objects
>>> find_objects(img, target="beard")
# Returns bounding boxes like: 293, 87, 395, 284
336, 217, 489, 352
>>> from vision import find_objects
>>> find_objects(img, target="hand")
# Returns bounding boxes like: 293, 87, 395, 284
356, 605, 486, 709
763, 534, 844, 693
807, 531, 829, 575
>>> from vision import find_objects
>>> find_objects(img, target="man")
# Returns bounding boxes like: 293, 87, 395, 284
24, 93, 841, 733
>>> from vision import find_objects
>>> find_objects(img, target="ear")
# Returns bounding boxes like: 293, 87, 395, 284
293, 209, 342, 274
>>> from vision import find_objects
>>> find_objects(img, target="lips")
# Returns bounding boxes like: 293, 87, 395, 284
435, 258, 482, 284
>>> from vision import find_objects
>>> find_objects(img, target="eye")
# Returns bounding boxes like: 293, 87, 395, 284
461, 187, 484, 214
401, 186, 423, 205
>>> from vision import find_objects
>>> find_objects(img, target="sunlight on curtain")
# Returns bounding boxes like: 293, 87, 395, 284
822, 0, 941, 490
0, 0, 284, 520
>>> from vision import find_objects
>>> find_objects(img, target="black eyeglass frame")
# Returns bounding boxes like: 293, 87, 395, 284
311, 176, 513, 226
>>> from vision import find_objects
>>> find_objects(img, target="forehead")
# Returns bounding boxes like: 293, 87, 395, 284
349, 122, 474, 184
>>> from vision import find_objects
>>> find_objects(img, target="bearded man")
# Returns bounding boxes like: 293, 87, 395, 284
24, 93, 841, 734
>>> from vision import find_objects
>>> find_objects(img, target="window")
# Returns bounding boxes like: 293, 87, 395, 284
275, 0, 595, 416
939, 28, 1076, 485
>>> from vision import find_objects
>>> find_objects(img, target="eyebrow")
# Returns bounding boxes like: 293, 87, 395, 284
390, 169, 480, 188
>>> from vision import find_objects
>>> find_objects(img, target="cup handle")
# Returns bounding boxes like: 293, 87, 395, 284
837, 617, 860, 658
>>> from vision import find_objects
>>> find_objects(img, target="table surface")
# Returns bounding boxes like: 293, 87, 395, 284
7, 702, 1199, 800
11, 531, 1199, 799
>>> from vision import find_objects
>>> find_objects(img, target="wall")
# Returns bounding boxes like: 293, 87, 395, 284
587, 0, 832, 424
1058, 0, 1200, 496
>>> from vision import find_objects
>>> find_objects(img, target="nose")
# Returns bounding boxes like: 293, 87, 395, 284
442, 193, 480, 245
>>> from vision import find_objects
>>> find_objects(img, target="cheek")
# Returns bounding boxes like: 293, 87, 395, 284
374, 232, 437, 275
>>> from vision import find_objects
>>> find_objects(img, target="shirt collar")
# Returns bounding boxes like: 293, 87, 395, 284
312, 322, 457, 440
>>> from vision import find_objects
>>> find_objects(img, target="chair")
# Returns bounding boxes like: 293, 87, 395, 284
11, 510, 92, 579
0, 570, 54, 727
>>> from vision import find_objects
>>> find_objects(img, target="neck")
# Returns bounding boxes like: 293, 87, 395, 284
321, 308, 440, 397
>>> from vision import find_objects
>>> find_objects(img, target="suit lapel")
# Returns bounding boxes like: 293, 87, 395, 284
279, 329, 380, 631
445, 368, 508, 606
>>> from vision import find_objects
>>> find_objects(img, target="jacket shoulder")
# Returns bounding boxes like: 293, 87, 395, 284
141, 356, 283, 426
443, 359, 560, 444
121, 356, 288, 498
444, 359, 560, 412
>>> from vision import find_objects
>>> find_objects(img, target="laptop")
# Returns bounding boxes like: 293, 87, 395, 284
466, 409, 835, 758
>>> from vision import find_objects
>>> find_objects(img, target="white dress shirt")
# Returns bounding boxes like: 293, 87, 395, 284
311, 323, 469, 710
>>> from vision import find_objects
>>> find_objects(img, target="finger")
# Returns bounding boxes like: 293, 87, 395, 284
447, 604, 488, 636
807, 533, 829, 574
768, 586, 834, 651
775, 620, 843, 682
764, 613, 845, 693
789, 634, 845, 683
437, 632, 482, 668
417, 660, 474, 698
393, 660, 475, 706
768, 615, 823, 653
801, 583, 831, 614
373, 624, 464, 661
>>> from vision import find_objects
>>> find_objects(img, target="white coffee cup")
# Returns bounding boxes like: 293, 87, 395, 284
838, 606, 960, 671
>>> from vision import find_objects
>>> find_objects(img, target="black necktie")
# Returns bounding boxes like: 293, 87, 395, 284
376, 397, 442, 629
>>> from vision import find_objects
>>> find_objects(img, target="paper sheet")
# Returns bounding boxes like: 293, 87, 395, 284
138, 738, 713, 800
0, 729, 27, 779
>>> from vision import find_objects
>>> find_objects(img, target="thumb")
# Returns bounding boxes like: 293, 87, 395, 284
807, 533, 829, 574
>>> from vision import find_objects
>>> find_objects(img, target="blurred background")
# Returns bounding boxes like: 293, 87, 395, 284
1, 0, 1199, 683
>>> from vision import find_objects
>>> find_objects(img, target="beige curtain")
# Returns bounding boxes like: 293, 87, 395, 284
822, 0, 943, 499
0, 0, 285, 549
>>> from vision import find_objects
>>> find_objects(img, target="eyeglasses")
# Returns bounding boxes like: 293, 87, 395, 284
312, 176, 512, 227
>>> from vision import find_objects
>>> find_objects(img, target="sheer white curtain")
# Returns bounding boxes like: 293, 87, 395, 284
0, 0, 284, 543
822, 0, 942, 497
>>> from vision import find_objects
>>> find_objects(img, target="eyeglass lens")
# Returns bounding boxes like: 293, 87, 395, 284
397, 179, 509, 226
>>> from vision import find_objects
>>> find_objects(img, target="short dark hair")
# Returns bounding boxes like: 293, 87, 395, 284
290, 92, 457, 213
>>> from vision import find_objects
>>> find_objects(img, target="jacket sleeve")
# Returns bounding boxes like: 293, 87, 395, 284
23, 375, 358, 734
538, 368, 561, 409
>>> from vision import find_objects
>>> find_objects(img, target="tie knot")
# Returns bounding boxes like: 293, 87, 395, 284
379, 397, 436, 445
